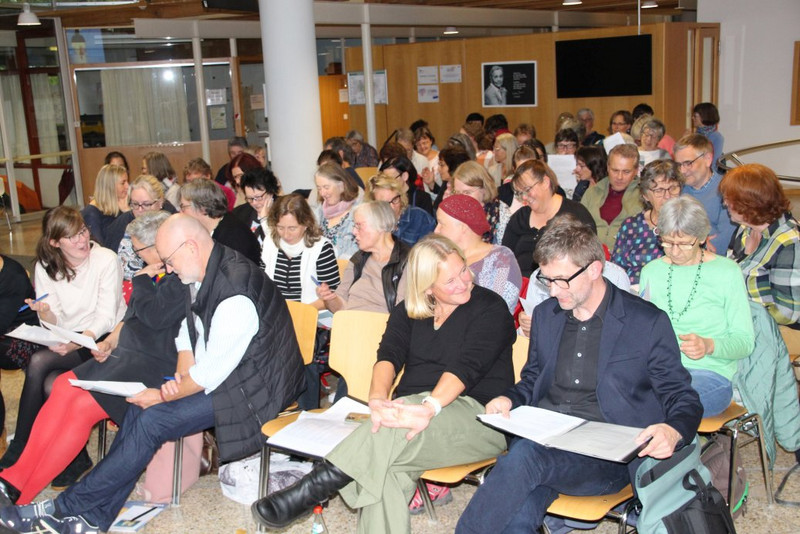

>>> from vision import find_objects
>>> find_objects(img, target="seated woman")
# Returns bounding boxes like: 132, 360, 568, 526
379, 156, 434, 216
313, 162, 363, 260
179, 179, 261, 265
317, 201, 408, 314
232, 167, 281, 246
253, 234, 516, 533
487, 133, 518, 186
502, 160, 595, 278
367, 174, 435, 246
612, 160, 684, 285
0, 212, 184, 506
0, 207, 126, 488
430, 146, 472, 212
81, 164, 129, 247
720, 163, 800, 336
452, 161, 511, 245
263, 194, 340, 308
638, 118, 671, 168
435, 194, 522, 313
142, 152, 180, 208
640, 196, 755, 417
226, 152, 263, 207
571, 146, 607, 203
0, 253, 39, 451
414, 126, 441, 199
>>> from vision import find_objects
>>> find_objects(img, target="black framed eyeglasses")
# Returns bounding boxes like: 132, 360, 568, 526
535, 263, 592, 289
133, 243, 154, 255
677, 152, 706, 169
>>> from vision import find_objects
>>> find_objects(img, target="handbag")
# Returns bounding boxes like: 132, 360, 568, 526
199, 430, 219, 476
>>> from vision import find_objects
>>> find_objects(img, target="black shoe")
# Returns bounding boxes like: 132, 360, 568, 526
51, 448, 93, 491
0, 441, 25, 470
0, 477, 20, 507
251, 462, 351, 530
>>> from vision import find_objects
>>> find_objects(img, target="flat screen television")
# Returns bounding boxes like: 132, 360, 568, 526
555, 35, 652, 98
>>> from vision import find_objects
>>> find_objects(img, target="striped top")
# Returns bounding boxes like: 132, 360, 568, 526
272, 240, 340, 301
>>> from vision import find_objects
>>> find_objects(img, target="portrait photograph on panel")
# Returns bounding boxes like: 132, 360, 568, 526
482, 61, 537, 107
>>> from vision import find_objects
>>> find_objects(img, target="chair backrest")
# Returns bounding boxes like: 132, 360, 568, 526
355, 166, 379, 184
336, 258, 349, 281
286, 300, 319, 365
512, 335, 530, 382
328, 309, 390, 402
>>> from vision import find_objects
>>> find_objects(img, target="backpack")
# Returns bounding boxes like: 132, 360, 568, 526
700, 435, 748, 518
635, 437, 737, 534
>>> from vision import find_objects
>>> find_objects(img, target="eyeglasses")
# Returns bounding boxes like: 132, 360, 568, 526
659, 238, 698, 251
388, 195, 402, 206
647, 184, 682, 198
557, 142, 577, 150
512, 182, 537, 200
132, 243, 154, 255
677, 153, 706, 169
179, 203, 193, 212
454, 185, 481, 196
245, 191, 269, 203
611, 121, 629, 127
535, 263, 592, 289
67, 226, 89, 243
160, 241, 187, 267
129, 200, 159, 210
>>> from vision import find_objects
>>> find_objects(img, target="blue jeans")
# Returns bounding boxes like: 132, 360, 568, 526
456, 438, 631, 534
688, 369, 732, 417
55, 392, 215, 530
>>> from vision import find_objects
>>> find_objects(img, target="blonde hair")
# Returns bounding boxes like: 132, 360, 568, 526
366, 173, 408, 212
93, 164, 127, 216
494, 133, 519, 177
405, 234, 469, 320
129, 174, 165, 201
452, 161, 498, 203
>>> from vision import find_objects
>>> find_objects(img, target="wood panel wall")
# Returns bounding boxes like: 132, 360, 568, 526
319, 74, 351, 141
345, 22, 719, 147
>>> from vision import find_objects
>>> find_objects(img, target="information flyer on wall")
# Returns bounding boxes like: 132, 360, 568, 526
347, 71, 388, 105
417, 85, 440, 103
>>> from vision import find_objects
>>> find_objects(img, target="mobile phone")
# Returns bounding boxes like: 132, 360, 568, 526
345, 412, 370, 423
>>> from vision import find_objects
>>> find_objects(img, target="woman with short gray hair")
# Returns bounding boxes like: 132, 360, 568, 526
640, 196, 754, 417
638, 117, 671, 167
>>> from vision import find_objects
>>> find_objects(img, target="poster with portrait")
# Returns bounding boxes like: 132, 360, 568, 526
481, 61, 537, 107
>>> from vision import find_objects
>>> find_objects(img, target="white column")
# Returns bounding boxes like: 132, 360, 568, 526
193, 37, 211, 164
360, 4, 377, 149
259, 0, 322, 193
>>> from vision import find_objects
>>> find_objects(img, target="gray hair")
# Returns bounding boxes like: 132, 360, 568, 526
656, 196, 710, 241
346, 130, 364, 143
533, 215, 605, 269
577, 108, 594, 120
642, 118, 666, 141
353, 201, 397, 234
126, 210, 170, 246
608, 143, 641, 169
639, 160, 685, 210
180, 179, 228, 219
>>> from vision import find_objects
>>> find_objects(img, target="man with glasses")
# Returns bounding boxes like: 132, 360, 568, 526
673, 134, 735, 254
577, 108, 604, 147
457, 216, 702, 534
0, 214, 306, 533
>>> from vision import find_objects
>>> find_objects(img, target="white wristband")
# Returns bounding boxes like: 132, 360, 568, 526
422, 396, 442, 417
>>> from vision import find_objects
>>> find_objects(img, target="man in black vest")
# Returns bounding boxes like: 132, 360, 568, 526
0, 215, 305, 533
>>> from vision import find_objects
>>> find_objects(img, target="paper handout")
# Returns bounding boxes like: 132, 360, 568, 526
5, 324, 65, 347
69, 379, 147, 397
478, 406, 644, 463
41, 320, 99, 351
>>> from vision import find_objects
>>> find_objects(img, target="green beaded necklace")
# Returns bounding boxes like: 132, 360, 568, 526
666, 249, 704, 322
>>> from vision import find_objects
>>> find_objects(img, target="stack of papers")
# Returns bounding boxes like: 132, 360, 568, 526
69, 379, 147, 397
267, 397, 370, 458
6, 321, 99, 350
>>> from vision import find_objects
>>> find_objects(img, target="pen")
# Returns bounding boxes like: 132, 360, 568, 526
19, 293, 49, 313
163, 376, 176, 381
310, 275, 321, 286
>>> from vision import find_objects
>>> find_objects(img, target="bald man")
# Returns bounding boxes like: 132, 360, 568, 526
0, 215, 305, 533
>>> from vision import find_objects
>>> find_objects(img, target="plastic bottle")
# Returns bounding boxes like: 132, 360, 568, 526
311, 505, 329, 533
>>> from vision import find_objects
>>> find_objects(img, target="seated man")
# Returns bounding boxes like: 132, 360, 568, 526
456, 216, 703, 534
0, 214, 305, 533
214, 136, 248, 185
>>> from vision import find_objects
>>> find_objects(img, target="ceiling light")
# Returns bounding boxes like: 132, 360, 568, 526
642, 1, 658, 8
562, 0, 583, 5
18, 3, 41, 26
443, 27, 459, 35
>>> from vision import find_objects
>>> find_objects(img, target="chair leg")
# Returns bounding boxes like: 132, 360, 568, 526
96, 419, 107, 462
171, 436, 184, 506
256, 445, 271, 533
416, 479, 437, 522
750, 413, 774, 505
718, 427, 738, 513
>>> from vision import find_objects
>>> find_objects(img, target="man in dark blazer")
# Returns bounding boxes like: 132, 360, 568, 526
456, 216, 702, 534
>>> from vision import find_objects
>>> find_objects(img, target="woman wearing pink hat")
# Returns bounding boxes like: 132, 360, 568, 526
435, 194, 522, 313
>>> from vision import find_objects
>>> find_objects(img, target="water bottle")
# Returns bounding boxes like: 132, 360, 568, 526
311, 505, 329, 533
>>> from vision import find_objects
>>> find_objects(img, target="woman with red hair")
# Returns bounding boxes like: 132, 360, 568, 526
720, 163, 800, 327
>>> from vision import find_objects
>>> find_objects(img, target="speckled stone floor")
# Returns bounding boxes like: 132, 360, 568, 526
2, 369, 799, 534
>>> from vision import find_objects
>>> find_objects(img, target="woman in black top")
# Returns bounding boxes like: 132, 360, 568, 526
0, 211, 185, 505
253, 234, 516, 533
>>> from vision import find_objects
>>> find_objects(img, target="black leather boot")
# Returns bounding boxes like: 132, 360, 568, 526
251, 462, 351, 529
0, 477, 20, 507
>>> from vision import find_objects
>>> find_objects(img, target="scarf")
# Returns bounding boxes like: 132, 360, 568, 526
322, 199, 354, 221
696, 124, 717, 138
280, 238, 307, 259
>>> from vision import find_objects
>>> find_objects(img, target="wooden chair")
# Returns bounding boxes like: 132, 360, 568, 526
0, 180, 11, 230
698, 401, 773, 509
257, 310, 390, 508
336, 258, 349, 281
354, 166, 379, 185
415, 335, 530, 521
286, 300, 319, 366
544, 485, 635, 534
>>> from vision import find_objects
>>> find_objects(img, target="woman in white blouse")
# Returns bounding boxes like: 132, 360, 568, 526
0, 206, 125, 484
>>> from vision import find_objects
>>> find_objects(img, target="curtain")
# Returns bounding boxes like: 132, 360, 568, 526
0, 74, 30, 158
30, 74, 63, 164
101, 67, 190, 146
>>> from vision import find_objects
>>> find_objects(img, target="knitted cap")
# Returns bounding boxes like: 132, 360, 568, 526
439, 195, 490, 236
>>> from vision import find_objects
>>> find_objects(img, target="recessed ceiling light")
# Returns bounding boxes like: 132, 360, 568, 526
642, 0, 659, 8
562, 0, 583, 5
443, 26, 459, 35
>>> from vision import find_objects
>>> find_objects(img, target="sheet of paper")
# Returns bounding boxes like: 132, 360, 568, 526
478, 406, 585, 443
417, 65, 438, 85
417, 85, 439, 103
603, 132, 627, 154
41, 321, 98, 351
69, 379, 147, 397
5, 324, 66, 347
317, 310, 333, 329
110, 501, 166, 533
267, 397, 369, 458
439, 64, 462, 83
546, 155, 578, 199
543, 421, 644, 463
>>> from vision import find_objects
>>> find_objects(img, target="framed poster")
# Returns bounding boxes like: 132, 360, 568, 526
482, 61, 537, 107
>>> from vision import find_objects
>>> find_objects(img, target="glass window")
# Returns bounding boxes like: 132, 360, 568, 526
67, 29, 230, 65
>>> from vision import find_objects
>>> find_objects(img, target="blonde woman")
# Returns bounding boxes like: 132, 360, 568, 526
367, 173, 435, 246
488, 133, 518, 186
81, 164, 129, 246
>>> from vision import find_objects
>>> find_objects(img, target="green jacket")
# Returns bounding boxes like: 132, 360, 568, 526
580, 178, 642, 250
733, 301, 800, 466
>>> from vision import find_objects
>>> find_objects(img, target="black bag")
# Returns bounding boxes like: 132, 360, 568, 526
700, 436, 747, 517
662, 469, 737, 534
